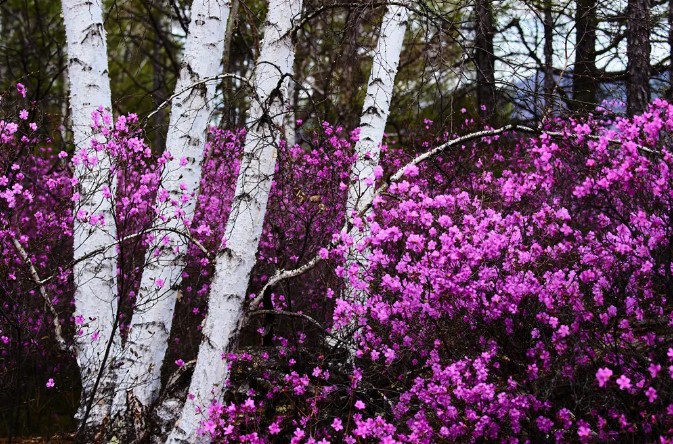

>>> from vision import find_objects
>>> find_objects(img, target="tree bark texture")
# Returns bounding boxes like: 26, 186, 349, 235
627, 0, 650, 116
166, 0, 302, 442
113, 0, 233, 422
61, 0, 118, 431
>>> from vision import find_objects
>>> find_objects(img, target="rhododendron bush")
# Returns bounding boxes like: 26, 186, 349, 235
3, 87, 673, 442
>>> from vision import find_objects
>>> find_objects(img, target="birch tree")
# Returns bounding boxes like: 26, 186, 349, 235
167, 0, 303, 441
61, 0, 118, 429
112, 0, 232, 420
343, 1, 409, 316
348, 1, 409, 226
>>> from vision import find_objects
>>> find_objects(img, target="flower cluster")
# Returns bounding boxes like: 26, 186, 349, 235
6, 83, 673, 442
333, 99, 673, 442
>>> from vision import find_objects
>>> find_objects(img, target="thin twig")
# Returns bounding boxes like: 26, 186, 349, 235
248, 309, 349, 347
12, 237, 71, 353
249, 255, 321, 310
38, 226, 211, 285
145, 73, 252, 122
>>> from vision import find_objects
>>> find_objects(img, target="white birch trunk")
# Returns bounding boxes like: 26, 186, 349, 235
61, 0, 119, 428
338, 1, 409, 343
113, 0, 232, 415
167, 1, 302, 441
283, 78, 297, 146
348, 1, 408, 217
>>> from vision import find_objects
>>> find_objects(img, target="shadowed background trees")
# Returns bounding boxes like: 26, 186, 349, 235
0, 0, 666, 143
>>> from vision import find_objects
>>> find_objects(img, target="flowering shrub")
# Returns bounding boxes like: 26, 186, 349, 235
0, 86, 76, 429
333, 100, 673, 442
5, 83, 673, 442
197, 102, 673, 443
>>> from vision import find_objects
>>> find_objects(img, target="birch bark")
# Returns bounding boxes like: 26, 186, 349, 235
347, 1, 409, 222
167, 0, 302, 441
341, 1, 409, 324
113, 0, 232, 415
61, 0, 118, 428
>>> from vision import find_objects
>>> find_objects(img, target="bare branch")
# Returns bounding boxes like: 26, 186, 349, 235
38, 226, 211, 286
11, 237, 71, 353
145, 73, 253, 123
249, 255, 321, 311
249, 124, 656, 300
248, 309, 350, 347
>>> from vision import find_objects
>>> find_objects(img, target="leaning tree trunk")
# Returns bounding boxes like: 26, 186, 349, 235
112, 0, 232, 428
61, 0, 119, 433
348, 1, 409, 219
627, 0, 650, 115
573, 0, 597, 113
339, 1, 409, 334
475, 0, 496, 123
166, 0, 302, 442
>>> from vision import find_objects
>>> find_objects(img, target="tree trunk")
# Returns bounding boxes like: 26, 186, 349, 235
475, 0, 496, 122
112, 0, 232, 425
669, 0, 673, 99
627, 0, 650, 115
573, 0, 598, 113
348, 1, 408, 218
543, 0, 555, 114
61, 0, 119, 432
331, 1, 409, 348
166, 0, 302, 442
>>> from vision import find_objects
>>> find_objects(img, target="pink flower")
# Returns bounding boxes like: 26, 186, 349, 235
616, 374, 631, 390
354, 400, 365, 410
596, 367, 613, 387
46, 378, 55, 388
578, 425, 591, 438
332, 418, 343, 431
16, 83, 26, 98
268, 422, 281, 435
175, 359, 185, 367
645, 387, 658, 403
19, 109, 28, 120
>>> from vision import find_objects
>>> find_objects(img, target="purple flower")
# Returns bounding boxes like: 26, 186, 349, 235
596, 368, 613, 387
616, 375, 631, 390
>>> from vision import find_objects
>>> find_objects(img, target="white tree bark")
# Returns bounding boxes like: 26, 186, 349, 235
337, 1, 409, 345
61, 0, 118, 428
348, 1, 409, 217
113, 0, 232, 415
167, 1, 302, 441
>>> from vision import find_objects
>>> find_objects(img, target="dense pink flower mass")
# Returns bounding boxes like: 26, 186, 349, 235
329, 100, 673, 442
4, 89, 673, 441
